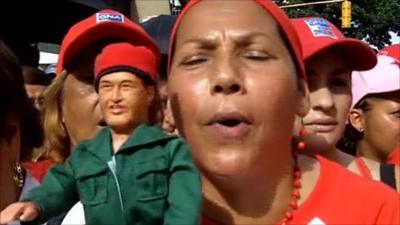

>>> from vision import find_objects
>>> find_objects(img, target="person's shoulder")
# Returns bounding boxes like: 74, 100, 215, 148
66, 137, 107, 167
132, 123, 178, 145
161, 136, 193, 162
163, 135, 187, 150
295, 154, 399, 224
316, 154, 398, 200
70, 127, 111, 155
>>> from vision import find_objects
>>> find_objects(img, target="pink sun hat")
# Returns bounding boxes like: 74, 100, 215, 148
351, 54, 400, 108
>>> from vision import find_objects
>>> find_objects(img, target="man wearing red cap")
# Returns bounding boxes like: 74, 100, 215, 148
0, 42, 202, 225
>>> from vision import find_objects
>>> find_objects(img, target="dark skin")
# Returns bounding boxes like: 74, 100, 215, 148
168, 1, 319, 224
350, 91, 400, 162
0, 115, 21, 211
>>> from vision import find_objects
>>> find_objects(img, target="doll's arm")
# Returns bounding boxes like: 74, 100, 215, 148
164, 139, 202, 225
0, 202, 39, 224
23, 160, 79, 224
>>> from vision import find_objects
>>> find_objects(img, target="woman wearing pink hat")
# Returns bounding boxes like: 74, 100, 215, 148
166, 1, 399, 224
339, 48, 400, 179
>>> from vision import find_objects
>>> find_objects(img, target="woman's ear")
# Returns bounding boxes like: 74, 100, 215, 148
349, 108, 365, 132
296, 79, 310, 117
162, 98, 177, 134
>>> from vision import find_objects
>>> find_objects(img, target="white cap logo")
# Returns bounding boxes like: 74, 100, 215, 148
96, 13, 124, 23
305, 18, 337, 39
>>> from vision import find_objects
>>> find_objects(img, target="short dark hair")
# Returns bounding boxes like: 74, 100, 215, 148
0, 40, 44, 160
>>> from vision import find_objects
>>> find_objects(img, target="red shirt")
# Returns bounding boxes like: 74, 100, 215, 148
22, 159, 53, 182
387, 147, 400, 165
201, 155, 399, 225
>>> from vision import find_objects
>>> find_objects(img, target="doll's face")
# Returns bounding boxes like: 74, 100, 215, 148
98, 72, 153, 132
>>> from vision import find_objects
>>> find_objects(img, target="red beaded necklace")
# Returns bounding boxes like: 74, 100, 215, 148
279, 151, 301, 225
202, 151, 303, 225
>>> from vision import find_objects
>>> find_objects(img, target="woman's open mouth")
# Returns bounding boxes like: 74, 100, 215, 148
205, 112, 251, 140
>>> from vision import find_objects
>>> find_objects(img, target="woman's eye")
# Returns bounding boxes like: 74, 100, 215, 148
181, 55, 207, 66
330, 78, 349, 89
243, 50, 270, 61
391, 111, 400, 118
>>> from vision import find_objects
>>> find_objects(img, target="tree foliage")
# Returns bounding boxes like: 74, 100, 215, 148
274, 0, 400, 49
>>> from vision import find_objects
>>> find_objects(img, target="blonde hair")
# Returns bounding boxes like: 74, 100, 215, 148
42, 70, 70, 163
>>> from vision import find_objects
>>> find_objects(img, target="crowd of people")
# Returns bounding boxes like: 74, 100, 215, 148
0, 0, 399, 225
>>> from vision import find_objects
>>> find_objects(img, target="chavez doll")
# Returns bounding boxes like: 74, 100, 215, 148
0, 42, 202, 225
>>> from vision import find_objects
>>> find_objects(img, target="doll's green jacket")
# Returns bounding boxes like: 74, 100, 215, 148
26, 124, 202, 225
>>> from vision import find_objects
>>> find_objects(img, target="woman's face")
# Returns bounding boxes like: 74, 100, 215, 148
361, 91, 400, 159
24, 84, 47, 113
168, 1, 308, 176
303, 49, 352, 152
62, 62, 104, 147
0, 115, 20, 209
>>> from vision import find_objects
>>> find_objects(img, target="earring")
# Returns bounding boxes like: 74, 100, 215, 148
297, 119, 308, 151
359, 128, 364, 132
13, 161, 24, 188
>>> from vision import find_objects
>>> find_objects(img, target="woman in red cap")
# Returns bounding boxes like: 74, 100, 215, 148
42, 9, 160, 164
166, 1, 399, 224
291, 17, 399, 191
0, 42, 201, 225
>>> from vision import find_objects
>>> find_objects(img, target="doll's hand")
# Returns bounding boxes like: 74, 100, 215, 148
0, 201, 39, 224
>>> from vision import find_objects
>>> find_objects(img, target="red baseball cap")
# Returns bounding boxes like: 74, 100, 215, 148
57, 9, 160, 74
291, 17, 376, 71
167, 0, 306, 80
94, 42, 159, 90
379, 44, 400, 62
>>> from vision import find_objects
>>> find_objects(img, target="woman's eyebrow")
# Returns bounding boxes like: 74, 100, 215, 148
329, 68, 351, 77
181, 36, 218, 50
232, 32, 269, 45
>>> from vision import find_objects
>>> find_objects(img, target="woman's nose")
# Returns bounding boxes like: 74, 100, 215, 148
311, 88, 335, 111
210, 58, 245, 95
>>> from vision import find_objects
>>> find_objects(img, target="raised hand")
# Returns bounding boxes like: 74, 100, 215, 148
0, 202, 39, 224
